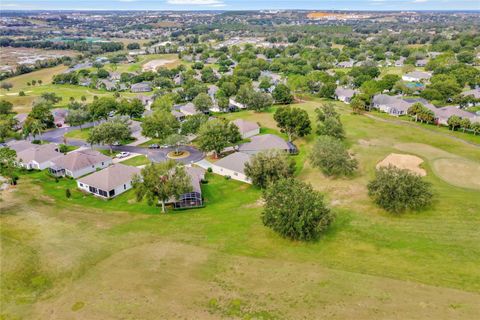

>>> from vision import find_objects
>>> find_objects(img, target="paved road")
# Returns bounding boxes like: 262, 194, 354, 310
38, 123, 205, 164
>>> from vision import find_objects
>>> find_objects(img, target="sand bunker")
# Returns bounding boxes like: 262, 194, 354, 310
142, 59, 176, 71
377, 153, 426, 176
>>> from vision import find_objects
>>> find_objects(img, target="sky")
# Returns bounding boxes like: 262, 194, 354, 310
1, 0, 479, 11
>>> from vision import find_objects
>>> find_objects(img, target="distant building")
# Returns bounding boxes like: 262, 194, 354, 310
402, 71, 432, 82
335, 87, 357, 104
131, 82, 152, 93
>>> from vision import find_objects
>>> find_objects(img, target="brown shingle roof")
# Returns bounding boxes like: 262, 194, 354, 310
52, 149, 111, 172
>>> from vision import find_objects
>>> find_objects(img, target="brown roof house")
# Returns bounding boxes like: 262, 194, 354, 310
15, 143, 61, 170
232, 119, 260, 139
49, 149, 112, 178
77, 163, 141, 199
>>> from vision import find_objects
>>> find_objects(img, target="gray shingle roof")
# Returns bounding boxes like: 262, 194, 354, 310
232, 119, 259, 135
52, 149, 111, 172
214, 152, 252, 175
238, 134, 290, 153
77, 163, 141, 191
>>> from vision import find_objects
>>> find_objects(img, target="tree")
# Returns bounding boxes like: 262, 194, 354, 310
141, 109, 179, 140
0, 147, 18, 185
41, 92, 62, 104
0, 82, 13, 91
272, 84, 294, 104
315, 103, 340, 122
236, 84, 253, 105
407, 102, 424, 122
248, 91, 273, 112
87, 117, 131, 153
27, 103, 54, 128
317, 117, 345, 139
117, 98, 145, 118
197, 119, 241, 158
151, 95, 174, 111
368, 166, 433, 213
273, 106, 311, 141
350, 96, 367, 114
192, 93, 212, 113
244, 149, 295, 189
132, 161, 192, 213
88, 97, 117, 122
127, 42, 141, 50
262, 179, 334, 241
309, 136, 357, 177
97, 68, 109, 79
24, 118, 46, 140
0, 100, 13, 115
66, 108, 90, 129
447, 115, 462, 131
180, 113, 208, 135
460, 118, 471, 133
164, 133, 189, 155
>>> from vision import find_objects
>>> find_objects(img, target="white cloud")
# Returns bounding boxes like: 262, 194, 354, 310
412, 0, 428, 3
167, 0, 225, 5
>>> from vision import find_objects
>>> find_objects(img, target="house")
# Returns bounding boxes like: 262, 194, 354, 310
76, 163, 141, 199
15, 143, 61, 170
260, 71, 283, 85
13, 113, 28, 130
98, 79, 117, 91
178, 102, 199, 116
372, 94, 411, 116
415, 59, 429, 67
172, 166, 205, 209
109, 72, 121, 81
131, 82, 152, 93
52, 108, 69, 127
402, 71, 432, 82
434, 106, 477, 126
173, 74, 183, 86
49, 149, 112, 178
461, 88, 480, 100
211, 152, 252, 184
232, 119, 260, 139
238, 134, 297, 155
137, 95, 154, 110
171, 110, 186, 122
335, 87, 357, 104
394, 57, 406, 67
6, 140, 35, 152
229, 97, 246, 110
337, 60, 354, 68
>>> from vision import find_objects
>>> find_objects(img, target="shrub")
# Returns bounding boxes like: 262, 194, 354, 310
65, 188, 71, 198
262, 179, 334, 241
368, 165, 433, 213
309, 136, 357, 177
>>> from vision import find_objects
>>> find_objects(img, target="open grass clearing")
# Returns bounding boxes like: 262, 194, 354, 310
119, 154, 151, 166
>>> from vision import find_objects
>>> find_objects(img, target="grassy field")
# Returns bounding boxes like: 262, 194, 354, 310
1, 99, 480, 319
120, 155, 151, 166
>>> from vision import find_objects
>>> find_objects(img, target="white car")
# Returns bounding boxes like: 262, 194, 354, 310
116, 151, 130, 158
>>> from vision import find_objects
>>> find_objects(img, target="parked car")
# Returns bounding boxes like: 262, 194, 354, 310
149, 144, 160, 149
116, 152, 130, 158
56, 123, 63, 127
160, 144, 169, 149
112, 141, 121, 146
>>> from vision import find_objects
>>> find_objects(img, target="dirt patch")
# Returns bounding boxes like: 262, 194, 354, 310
377, 153, 426, 176
142, 59, 177, 72
432, 158, 480, 190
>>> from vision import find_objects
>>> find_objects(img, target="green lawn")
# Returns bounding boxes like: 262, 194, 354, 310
65, 127, 92, 140
120, 155, 151, 166
2, 97, 480, 319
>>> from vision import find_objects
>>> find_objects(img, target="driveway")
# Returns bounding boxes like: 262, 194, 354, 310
39, 123, 205, 164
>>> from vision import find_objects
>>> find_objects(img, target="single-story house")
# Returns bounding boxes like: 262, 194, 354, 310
177, 102, 199, 116
238, 134, 297, 155
211, 152, 252, 184
52, 108, 69, 127
434, 106, 477, 126
49, 149, 112, 178
335, 87, 357, 104
229, 98, 246, 110
232, 119, 260, 139
394, 57, 406, 67
13, 113, 28, 130
171, 110, 186, 121
402, 71, 432, 82
77, 163, 141, 199
131, 82, 152, 93
15, 143, 61, 170
337, 60, 354, 68
137, 95, 154, 110
461, 88, 480, 99
6, 140, 35, 152
415, 59, 429, 67
172, 166, 205, 209
372, 94, 411, 116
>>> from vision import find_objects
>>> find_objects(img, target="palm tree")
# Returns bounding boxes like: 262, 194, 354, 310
29, 119, 46, 141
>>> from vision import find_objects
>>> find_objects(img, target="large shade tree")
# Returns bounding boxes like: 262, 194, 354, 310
309, 136, 357, 177
132, 161, 192, 213
244, 149, 295, 188
196, 119, 241, 158
274, 106, 311, 142
262, 179, 334, 241
367, 165, 433, 213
